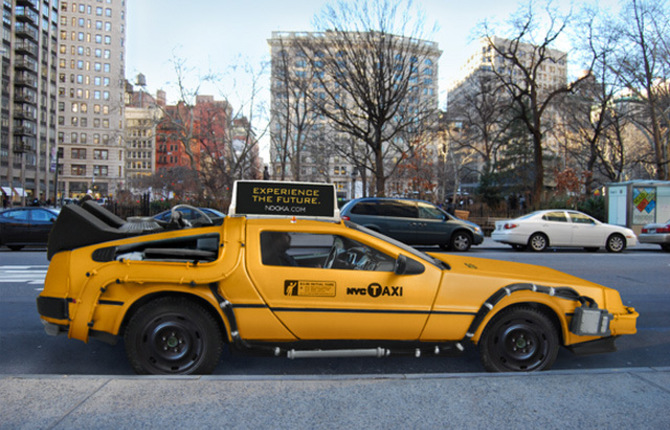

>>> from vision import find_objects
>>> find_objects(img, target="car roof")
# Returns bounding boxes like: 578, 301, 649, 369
345, 197, 435, 205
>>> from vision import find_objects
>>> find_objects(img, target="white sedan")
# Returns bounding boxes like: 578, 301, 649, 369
491, 209, 637, 252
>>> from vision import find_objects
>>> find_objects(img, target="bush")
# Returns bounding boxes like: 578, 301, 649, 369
577, 196, 605, 222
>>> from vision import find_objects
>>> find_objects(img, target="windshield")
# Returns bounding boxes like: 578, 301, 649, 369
344, 221, 450, 270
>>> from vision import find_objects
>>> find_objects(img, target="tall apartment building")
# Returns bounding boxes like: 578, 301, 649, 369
1, 0, 59, 205
448, 36, 568, 102
57, 0, 126, 200
445, 36, 568, 192
124, 81, 164, 194
268, 31, 441, 199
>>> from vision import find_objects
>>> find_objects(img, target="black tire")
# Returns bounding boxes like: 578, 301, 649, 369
662, 244, 670, 252
8, 245, 23, 251
605, 233, 626, 253
527, 233, 548, 252
124, 297, 224, 375
479, 306, 559, 372
449, 231, 472, 252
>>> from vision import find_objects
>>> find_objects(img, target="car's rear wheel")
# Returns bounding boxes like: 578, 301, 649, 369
606, 233, 626, 253
527, 233, 548, 252
479, 306, 559, 372
449, 231, 472, 252
124, 297, 223, 375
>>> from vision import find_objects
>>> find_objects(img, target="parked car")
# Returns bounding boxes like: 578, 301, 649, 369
340, 197, 484, 251
0, 207, 60, 251
37, 181, 638, 375
492, 209, 637, 252
639, 219, 670, 251
153, 206, 225, 224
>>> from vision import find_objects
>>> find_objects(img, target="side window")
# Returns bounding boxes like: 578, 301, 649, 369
542, 212, 568, 222
32, 210, 54, 221
570, 212, 595, 224
417, 202, 445, 220
4, 210, 29, 221
260, 231, 395, 271
381, 201, 417, 218
350, 202, 378, 215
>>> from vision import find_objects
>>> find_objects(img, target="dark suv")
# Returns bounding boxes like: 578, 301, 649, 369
340, 198, 484, 251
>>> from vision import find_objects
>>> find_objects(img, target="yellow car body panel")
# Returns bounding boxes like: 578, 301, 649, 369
245, 218, 443, 340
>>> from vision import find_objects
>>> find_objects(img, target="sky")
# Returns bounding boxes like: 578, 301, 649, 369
125, 0, 620, 157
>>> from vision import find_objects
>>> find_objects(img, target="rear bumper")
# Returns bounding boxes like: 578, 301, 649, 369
638, 234, 670, 245
36, 296, 69, 320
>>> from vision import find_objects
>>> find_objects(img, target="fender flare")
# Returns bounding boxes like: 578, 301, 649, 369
463, 282, 597, 342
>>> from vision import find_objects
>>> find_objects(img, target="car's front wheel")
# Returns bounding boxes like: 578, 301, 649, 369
124, 297, 224, 375
449, 231, 472, 252
479, 306, 559, 372
527, 233, 548, 252
606, 233, 626, 253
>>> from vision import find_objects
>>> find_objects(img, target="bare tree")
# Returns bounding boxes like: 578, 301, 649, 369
290, 0, 440, 196
268, 37, 324, 181
482, 1, 591, 205
552, 6, 630, 195
152, 55, 267, 206
608, 0, 670, 180
446, 71, 510, 176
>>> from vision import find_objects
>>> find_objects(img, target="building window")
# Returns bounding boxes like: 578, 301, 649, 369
94, 165, 109, 177
94, 149, 108, 160
71, 164, 86, 176
71, 148, 86, 159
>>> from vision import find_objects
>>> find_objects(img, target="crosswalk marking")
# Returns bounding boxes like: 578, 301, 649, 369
0, 265, 48, 285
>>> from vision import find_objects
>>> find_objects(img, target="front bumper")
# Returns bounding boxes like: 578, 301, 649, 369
610, 306, 638, 335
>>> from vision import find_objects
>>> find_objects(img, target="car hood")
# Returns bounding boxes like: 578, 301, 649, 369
426, 253, 602, 290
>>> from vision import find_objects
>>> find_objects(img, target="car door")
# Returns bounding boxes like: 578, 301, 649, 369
414, 201, 450, 244
376, 201, 418, 243
0, 209, 31, 244
28, 209, 58, 244
540, 211, 573, 246
245, 221, 442, 341
567, 211, 604, 247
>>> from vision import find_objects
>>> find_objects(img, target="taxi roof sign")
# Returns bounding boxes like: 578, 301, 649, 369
229, 180, 339, 220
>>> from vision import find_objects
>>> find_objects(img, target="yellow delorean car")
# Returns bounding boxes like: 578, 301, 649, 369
37, 181, 638, 375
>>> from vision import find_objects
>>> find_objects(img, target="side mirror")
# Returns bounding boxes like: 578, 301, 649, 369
394, 254, 407, 274
394, 254, 425, 275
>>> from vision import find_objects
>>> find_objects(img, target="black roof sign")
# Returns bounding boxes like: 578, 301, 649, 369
230, 181, 339, 219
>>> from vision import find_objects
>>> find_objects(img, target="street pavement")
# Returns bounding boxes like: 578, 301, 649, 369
2, 367, 669, 429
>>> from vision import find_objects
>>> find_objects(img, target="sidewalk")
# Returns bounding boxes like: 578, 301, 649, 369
2, 367, 669, 429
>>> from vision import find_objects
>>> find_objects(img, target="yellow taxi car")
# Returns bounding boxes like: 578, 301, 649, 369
37, 181, 638, 374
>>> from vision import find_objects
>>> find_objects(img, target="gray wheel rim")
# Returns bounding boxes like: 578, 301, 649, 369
530, 235, 546, 251
609, 236, 624, 252
453, 234, 469, 251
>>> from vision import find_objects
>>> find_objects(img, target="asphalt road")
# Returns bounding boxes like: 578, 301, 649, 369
1, 239, 668, 376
